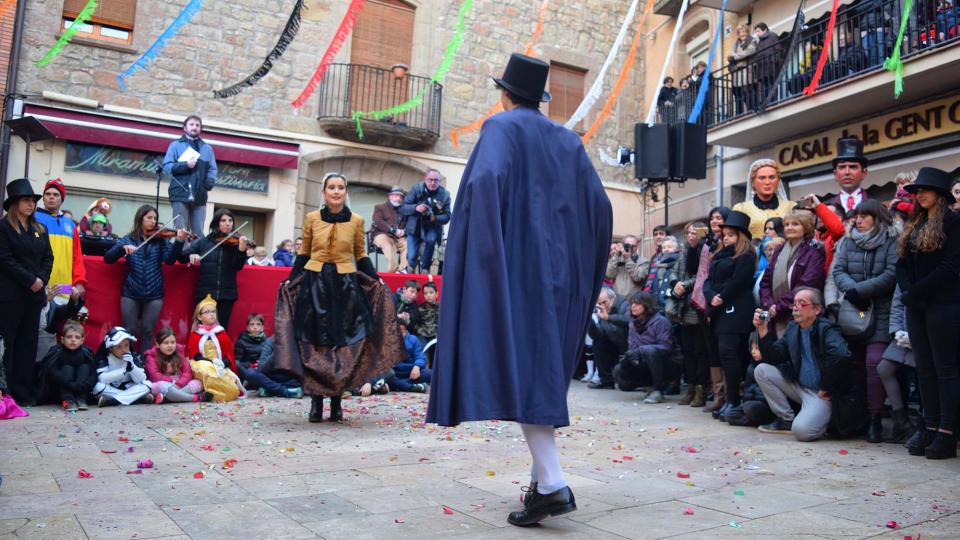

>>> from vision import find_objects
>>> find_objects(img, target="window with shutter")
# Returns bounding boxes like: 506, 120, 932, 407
348, 0, 415, 118
61, 0, 137, 44
548, 62, 587, 130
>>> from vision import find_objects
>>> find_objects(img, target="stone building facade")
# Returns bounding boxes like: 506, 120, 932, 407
5, 0, 650, 266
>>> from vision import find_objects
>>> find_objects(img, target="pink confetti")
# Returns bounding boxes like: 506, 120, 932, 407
394, 518, 405, 524
100, 449, 117, 454
126, 470, 143, 475
137, 459, 153, 469
677, 472, 690, 479
838, 449, 849, 455
623, 455, 634, 461
201, 444, 215, 451
683, 507, 695, 515
442, 506, 454, 515
193, 472, 204, 479
118, 437, 129, 442
127, 447, 135, 453
872, 490, 886, 496
885, 520, 900, 529
77, 469, 93, 478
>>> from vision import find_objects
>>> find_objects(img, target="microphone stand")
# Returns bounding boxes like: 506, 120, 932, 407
154, 160, 163, 211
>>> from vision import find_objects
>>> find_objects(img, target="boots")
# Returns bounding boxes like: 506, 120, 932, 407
678, 384, 696, 406
329, 396, 343, 422
924, 432, 957, 460
885, 408, 914, 443
689, 385, 707, 408
309, 396, 324, 423
702, 367, 726, 413
907, 428, 936, 456
867, 414, 884, 444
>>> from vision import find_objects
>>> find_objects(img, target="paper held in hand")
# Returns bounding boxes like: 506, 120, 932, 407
178, 147, 201, 162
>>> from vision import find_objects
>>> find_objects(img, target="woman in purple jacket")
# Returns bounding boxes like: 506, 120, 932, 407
760, 210, 826, 338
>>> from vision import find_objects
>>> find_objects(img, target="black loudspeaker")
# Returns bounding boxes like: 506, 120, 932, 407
670, 122, 707, 179
634, 123, 670, 179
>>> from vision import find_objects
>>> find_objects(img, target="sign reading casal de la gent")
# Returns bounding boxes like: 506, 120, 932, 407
775, 95, 960, 172
64, 142, 270, 193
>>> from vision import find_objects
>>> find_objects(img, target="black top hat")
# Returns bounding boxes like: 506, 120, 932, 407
493, 53, 552, 103
832, 137, 868, 168
3, 178, 41, 211
722, 210, 753, 239
904, 167, 956, 203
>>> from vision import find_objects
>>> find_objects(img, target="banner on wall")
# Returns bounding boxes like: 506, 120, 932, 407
64, 142, 270, 193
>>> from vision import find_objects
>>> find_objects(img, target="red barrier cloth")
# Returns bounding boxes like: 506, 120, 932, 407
80, 256, 441, 349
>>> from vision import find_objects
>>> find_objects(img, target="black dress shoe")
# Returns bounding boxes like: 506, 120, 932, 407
329, 396, 343, 422
520, 481, 538, 505
587, 381, 614, 390
507, 486, 577, 527
308, 396, 324, 423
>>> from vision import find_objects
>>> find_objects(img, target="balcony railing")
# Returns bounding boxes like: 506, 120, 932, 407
656, 0, 960, 128
316, 63, 443, 149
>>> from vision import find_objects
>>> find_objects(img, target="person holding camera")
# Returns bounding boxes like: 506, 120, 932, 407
400, 170, 450, 273
615, 292, 681, 404
586, 287, 631, 390
372, 186, 409, 273
606, 235, 649, 298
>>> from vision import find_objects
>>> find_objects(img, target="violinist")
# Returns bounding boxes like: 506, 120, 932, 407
104, 205, 189, 352
184, 208, 248, 328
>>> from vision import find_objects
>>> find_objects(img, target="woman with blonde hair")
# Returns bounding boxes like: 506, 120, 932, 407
732, 159, 798, 239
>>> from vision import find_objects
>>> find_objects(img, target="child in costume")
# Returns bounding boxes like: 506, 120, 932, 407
92, 327, 152, 406
145, 327, 212, 403
186, 295, 245, 402
79, 197, 113, 236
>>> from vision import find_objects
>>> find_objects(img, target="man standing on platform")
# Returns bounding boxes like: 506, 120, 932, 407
400, 169, 450, 273
832, 137, 869, 211
427, 53, 612, 527
163, 115, 217, 236
371, 186, 409, 273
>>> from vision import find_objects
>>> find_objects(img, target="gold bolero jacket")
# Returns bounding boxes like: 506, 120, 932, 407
732, 197, 797, 239
298, 210, 367, 274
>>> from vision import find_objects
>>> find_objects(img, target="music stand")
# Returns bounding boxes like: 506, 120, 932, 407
7, 116, 55, 178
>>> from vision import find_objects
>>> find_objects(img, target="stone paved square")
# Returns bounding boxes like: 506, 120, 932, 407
2, 385, 958, 539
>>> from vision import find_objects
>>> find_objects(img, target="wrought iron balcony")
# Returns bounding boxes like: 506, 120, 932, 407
316, 63, 443, 150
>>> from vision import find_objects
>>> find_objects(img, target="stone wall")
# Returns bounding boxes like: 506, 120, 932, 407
17, 0, 645, 187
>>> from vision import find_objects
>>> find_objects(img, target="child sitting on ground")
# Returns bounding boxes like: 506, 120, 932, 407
92, 327, 152, 407
37, 322, 97, 411
186, 295, 244, 402
395, 279, 421, 329
234, 313, 269, 374
145, 328, 212, 403
386, 323, 431, 393
244, 332, 303, 398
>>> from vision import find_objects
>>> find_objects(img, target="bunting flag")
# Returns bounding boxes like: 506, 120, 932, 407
563, 0, 640, 129
213, 0, 306, 98
36, 0, 97, 67
290, 0, 365, 108
449, 0, 550, 147
883, 0, 914, 98
645, 0, 692, 125
760, 0, 805, 110
352, 0, 473, 139
802, 0, 840, 96
687, 0, 727, 123
580, 0, 654, 144
117, 0, 205, 91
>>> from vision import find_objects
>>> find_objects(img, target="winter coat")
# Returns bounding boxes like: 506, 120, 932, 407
273, 249, 294, 267
825, 230, 898, 344
393, 333, 427, 379
626, 312, 679, 359
587, 293, 631, 351
186, 233, 248, 302
162, 136, 218, 205
703, 245, 757, 335
413, 301, 439, 339
399, 182, 451, 237
0, 218, 54, 305
758, 317, 852, 396
760, 240, 826, 325
234, 332, 270, 371
395, 296, 421, 330
606, 253, 649, 298
667, 240, 704, 325
815, 204, 845, 273
648, 252, 679, 310
144, 344, 194, 388
896, 210, 960, 307
37, 344, 98, 403
104, 235, 185, 300
372, 202, 405, 236
729, 35, 758, 87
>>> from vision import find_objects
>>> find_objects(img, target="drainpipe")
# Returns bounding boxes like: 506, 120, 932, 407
714, 11, 725, 207
1, 0, 28, 201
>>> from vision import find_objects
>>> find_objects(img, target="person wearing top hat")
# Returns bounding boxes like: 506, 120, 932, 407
832, 137, 870, 212
0, 178, 54, 405
896, 167, 960, 460
372, 185, 410, 273
426, 52, 612, 527
702, 210, 758, 426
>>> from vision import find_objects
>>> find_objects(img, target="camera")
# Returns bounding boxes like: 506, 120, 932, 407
758, 310, 771, 322
389, 226, 398, 235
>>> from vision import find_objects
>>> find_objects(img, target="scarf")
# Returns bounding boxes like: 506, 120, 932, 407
850, 223, 890, 251
195, 324, 225, 368
753, 194, 780, 210
771, 240, 801, 307
320, 205, 352, 252
632, 312, 651, 334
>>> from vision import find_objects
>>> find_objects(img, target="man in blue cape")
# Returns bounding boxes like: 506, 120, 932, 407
427, 53, 612, 526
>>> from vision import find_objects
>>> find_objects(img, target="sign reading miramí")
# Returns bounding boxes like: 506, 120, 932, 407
64, 142, 270, 193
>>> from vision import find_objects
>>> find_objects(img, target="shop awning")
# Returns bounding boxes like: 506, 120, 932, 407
23, 105, 300, 170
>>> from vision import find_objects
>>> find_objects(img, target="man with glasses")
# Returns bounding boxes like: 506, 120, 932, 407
606, 234, 648, 299
400, 169, 451, 273
752, 287, 852, 441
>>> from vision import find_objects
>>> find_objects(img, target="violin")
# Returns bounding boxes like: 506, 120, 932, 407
145, 226, 197, 241
212, 232, 248, 247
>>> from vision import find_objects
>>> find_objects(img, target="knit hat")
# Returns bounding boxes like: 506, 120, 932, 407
44, 178, 66, 200
194, 294, 218, 321
104, 326, 137, 348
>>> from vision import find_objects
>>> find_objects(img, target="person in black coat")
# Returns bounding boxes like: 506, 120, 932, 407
702, 210, 757, 424
186, 208, 248, 328
896, 168, 960, 460
586, 287, 631, 389
0, 178, 54, 405
104, 205, 188, 351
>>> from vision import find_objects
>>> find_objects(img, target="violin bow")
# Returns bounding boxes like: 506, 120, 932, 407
132, 214, 181, 253
197, 221, 249, 262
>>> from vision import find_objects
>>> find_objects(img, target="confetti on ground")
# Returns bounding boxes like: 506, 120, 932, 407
201, 444, 215, 451
729, 521, 742, 528
100, 449, 116, 454
838, 449, 849, 455
885, 520, 900, 529
126, 470, 143, 475
677, 472, 690, 479
223, 459, 238, 469
127, 446, 135, 453
486, 470, 496, 477
77, 469, 93, 478
442, 506, 454, 515
137, 459, 153, 469
683, 507, 695, 515
733, 489, 745, 496
118, 437, 129, 442
872, 490, 886, 496
193, 472, 204, 479
394, 518, 405, 524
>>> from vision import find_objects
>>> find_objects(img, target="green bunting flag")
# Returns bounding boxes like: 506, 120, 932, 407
36, 0, 98, 67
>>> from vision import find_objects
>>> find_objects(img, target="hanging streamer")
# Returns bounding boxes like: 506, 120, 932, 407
802, 0, 839, 96
352, 0, 473, 139
564, 0, 640, 129
581, 0, 654, 144
36, 0, 97, 68
644, 0, 692, 125
687, 0, 727, 123
213, 0, 306, 98
883, 0, 914, 98
117, 0, 205, 91
760, 0, 805, 110
449, 0, 549, 147
290, 0, 365, 108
